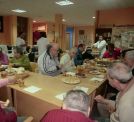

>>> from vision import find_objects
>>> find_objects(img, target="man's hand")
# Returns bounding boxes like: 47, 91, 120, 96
0, 99, 10, 108
94, 95, 105, 103
107, 103, 115, 113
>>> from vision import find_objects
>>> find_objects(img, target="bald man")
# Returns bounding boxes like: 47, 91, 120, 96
38, 43, 62, 76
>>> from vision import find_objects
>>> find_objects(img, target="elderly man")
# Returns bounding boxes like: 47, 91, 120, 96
60, 47, 77, 72
41, 90, 94, 122
123, 50, 134, 75
95, 62, 134, 122
38, 43, 62, 76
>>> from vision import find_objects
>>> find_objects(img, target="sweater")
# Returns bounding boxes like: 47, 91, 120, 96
0, 106, 17, 122
40, 109, 94, 122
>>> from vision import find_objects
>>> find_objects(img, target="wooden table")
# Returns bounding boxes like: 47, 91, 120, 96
7, 72, 105, 122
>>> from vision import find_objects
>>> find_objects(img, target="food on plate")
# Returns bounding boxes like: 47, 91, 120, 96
63, 72, 76, 77
62, 77, 80, 84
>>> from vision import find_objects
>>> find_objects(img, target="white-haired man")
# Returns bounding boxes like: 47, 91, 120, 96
60, 47, 77, 72
38, 43, 62, 76
95, 62, 134, 122
124, 50, 134, 75
41, 90, 94, 122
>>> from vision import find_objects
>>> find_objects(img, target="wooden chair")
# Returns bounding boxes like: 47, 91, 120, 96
24, 116, 33, 122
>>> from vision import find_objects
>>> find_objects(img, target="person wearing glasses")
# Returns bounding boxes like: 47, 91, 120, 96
95, 62, 134, 122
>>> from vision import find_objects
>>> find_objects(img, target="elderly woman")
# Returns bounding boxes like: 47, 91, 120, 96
60, 47, 77, 72
10, 47, 31, 71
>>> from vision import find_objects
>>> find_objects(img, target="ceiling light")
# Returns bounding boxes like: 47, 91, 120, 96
92, 16, 96, 19
12, 9, 26, 13
33, 20, 37, 23
56, 0, 74, 6
62, 19, 66, 22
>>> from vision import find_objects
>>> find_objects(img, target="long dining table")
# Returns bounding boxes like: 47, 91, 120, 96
6, 71, 106, 122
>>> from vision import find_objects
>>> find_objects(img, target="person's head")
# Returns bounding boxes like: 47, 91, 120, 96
13, 46, 23, 59
18, 32, 25, 39
124, 50, 134, 69
98, 35, 103, 41
63, 90, 90, 117
78, 44, 84, 52
40, 32, 47, 38
107, 43, 115, 52
69, 47, 77, 58
107, 62, 133, 91
47, 43, 59, 57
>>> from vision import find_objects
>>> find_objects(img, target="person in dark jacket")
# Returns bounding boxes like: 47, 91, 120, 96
74, 44, 85, 66
40, 90, 95, 122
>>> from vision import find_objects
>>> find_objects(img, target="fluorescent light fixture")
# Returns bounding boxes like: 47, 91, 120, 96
56, 0, 74, 6
92, 16, 96, 19
12, 9, 26, 13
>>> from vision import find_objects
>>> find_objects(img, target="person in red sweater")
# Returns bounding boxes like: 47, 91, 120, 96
41, 90, 95, 122
103, 43, 120, 59
0, 76, 17, 122
0, 73, 29, 122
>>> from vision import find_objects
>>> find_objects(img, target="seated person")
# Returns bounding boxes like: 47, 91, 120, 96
121, 48, 134, 58
95, 62, 134, 122
60, 47, 77, 72
10, 46, 31, 71
28, 47, 36, 62
0, 73, 30, 122
0, 47, 9, 65
82, 48, 94, 60
41, 89, 95, 122
123, 50, 134, 76
103, 43, 120, 59
38, 43, 62, 76
74, 44, 85, 66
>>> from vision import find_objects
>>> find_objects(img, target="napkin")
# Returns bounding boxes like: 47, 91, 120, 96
23, 86, 41, 93
74, 86, 88, 93
90, 77, 104, 82
55, 92, 66, 100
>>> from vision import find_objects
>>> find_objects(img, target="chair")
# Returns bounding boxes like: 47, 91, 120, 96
30, 62, 38, 72
24, 116, 33, 122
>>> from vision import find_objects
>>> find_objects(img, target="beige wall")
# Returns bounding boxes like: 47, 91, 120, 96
0, 15, 95, 47
75, 25, 95, 46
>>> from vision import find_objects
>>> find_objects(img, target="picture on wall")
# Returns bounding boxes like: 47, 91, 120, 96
0, 16, 3, 32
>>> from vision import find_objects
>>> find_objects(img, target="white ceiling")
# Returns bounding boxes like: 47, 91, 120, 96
0, 0, 134, 25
